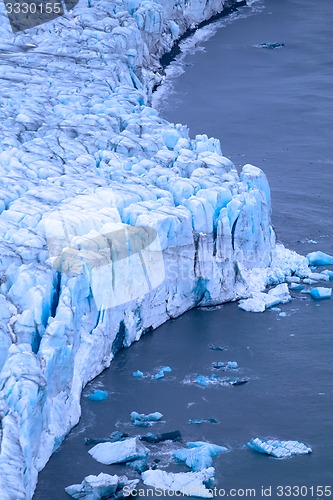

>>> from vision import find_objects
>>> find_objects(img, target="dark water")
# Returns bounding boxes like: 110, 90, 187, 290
34, 1, 333, 499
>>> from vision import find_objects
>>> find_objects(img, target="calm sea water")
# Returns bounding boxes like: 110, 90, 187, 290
34, 1, 333, 498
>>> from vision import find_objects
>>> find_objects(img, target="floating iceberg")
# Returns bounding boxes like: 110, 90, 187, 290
131, 411, 163, 426
307, 251, 333, 266
212, 361, 238, 370
310, 288, 332, 300
141, 468, 215, 498
65, 473, 139, 499
246, 438, 312, 459
173, 441, 228, 471
189, 418, 219, 425
88, 437, 149, 465
132, 370, 144, 378
141, 430, 182, 443
87, 389, 109, 401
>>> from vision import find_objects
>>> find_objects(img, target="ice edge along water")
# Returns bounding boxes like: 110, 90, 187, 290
0, 0, 310, 498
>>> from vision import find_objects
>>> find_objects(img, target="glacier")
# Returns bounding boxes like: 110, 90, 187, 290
0, 0, 314, 498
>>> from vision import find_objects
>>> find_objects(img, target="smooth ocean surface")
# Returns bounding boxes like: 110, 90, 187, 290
34, 1, 333, 498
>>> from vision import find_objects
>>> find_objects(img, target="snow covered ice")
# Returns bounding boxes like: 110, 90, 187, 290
246, 438, 312, 459
142, 467, 216, 498
65, 473, 139, 499
0, 0, 314, 497
88, 437, 149, 465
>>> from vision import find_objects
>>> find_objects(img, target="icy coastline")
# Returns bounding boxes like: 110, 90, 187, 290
0, 0, 310, 498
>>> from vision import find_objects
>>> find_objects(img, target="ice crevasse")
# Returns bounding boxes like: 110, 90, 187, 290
0, 0, 310, 498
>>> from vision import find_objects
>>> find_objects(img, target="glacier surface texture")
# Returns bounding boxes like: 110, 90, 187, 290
0, 0, 311, 498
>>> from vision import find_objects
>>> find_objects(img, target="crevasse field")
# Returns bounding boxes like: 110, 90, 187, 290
0, 0, 316, 498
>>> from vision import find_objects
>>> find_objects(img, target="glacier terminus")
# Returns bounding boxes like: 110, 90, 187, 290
0, 0, 328, 498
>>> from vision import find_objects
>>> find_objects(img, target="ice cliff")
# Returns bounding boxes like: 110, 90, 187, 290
0, 0, 309, 498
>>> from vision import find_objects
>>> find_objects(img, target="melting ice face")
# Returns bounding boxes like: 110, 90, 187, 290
43, 209, 165, 311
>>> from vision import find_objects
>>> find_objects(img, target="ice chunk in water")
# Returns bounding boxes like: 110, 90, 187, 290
246, 438, 312, 458
87, 390, 108, 401
310, 287, 332, 300
142, 468, 215, 498
307, 251, 333, 266
88, 437, 149, 465
65, 473, 139, 499
131, 411, 163, 427
173, 441, 227, 471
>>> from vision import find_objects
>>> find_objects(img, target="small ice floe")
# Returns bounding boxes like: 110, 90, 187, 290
65, 472, 139, 499
238, 284, 291, 312
88, 437, 149, 465
310, 287, 332, 300
289, 283, 304, 291
212, 361, 238, 370
189, 418, 219, 425
307, 272, 329, 282
131, 411, 163, 427
307, 251, 333, 266
303, 278, 318, 285
141, 430, 182, 443
132, 370, 144, 378
153, 366, 172, 379
256, 42, 285, 49
87, 389, 108, 401
173, 441, 228, 471
209, 345, 228, 351
194, 375, 248, 387
141, 468, 215, 498
246, 438, 312, 459
278, 312, 287, 317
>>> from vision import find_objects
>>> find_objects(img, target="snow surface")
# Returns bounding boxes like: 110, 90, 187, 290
142, 467, 215, 498
88, 437, 149, 465
0, 0, 312, 498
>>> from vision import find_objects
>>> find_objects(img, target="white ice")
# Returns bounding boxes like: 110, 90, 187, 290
88, 437, 149, 465
246, 438, 312, 459
141, 467, 215, 498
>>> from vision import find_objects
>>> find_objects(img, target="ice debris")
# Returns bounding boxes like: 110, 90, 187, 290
310, 288, 332, 300
173, 441, 228, 471
194, 375, 248, 387
189, 418, 219, 425
246, 438, 312, 459
238, 283, 291, 312
141, 430, 182, 443
289, 283, 304, 291
258, 42, 285, 49
212, 361, 238, 370
131, 411, 163, 427
87, 390, 109, 401
65, 473, 139, 499
141, 468, 215, 498
209, 345, 228, 351
88, 437, 149, 465
307, 251, 333, 266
